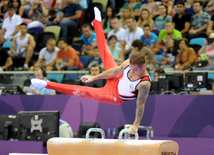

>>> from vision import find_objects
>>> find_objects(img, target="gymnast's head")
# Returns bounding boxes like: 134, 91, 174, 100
129, 52, 146, 75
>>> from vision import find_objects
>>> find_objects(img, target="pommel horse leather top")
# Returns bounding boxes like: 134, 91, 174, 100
47, 129, 179, 155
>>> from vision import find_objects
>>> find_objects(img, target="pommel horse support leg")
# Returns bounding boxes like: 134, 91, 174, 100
47, 128, 179, 155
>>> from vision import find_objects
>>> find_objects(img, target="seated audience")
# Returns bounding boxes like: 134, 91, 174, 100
108, 35, 124, 65
10, 23, 35, 70
155, 21, 182, 54
120, 0, 141, 16
140, 24, 158, 52
0, 0, 9, 19
139, 0, 159, 18
206, 14, 214, 36
0, 4, 22, 44
9, 0, 25, 17
175, 38, 197, 70
137, 9, 154, 30
22, 0, 33, 12
88, 46, 102, 68
154, 4, 172, 31
55, 38, 84, 70
205, 0, 214, 16
120, 6, 135, 29
131, 39, 159, 71
160, 39, 179, 70
81, 24, 97, 56
23, 67, 56, 95
120, 17, 144, 56
30, 38, 59, 71
102, 6, 115, 33
0, 48, 13, 71
46, 0, 82, 38
173, 1, 191, 38
188, 1, 210, 40
107, 17, 125, 46
153, 68, 165, 81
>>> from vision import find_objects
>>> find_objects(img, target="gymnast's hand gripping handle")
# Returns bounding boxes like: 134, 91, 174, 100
85, 128, 105, 141
118, 128, 139, 142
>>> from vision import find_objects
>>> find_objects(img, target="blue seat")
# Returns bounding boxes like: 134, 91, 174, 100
156, 54, 162, 62
189, 38, 206, 47
2, 41, 13, 48
47, 74, 64, 83
79, 56, 90, 68
208, 73, 214, 79
28, 27, 43, 38
64, 74, 78, 80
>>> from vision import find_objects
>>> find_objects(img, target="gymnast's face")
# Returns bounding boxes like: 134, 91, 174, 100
129, 64, 144, 76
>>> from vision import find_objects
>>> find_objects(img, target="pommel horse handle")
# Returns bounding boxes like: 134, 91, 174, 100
85, 128, 105, 141
118, 128, 139, 142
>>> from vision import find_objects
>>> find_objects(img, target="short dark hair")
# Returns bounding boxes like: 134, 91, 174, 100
81, 23, 92, 29
125, 16, 135, 21
49, 9, 57, 16
176, 1, 185, 6
193, 1, 203, 6
143, 24, 150, 28
20, 23, 27, 27
110, 17, 119, 21
7, 4, 15, 9
58, 38, 67, 44
132, 39, 145, 50
154, 68, 165, 74
108, 35, 117, 41
129, 52, 145, 68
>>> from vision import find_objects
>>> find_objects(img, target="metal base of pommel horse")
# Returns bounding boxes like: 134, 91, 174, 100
47, 128, 179, 155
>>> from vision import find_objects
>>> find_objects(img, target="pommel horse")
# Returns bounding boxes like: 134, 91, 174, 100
47, 128, 179, 155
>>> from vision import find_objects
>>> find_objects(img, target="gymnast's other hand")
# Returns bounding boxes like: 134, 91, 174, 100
80, 75, 95, 83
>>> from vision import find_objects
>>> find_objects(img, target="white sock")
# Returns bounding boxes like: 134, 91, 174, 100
31, 78, 47, 88
94, 7, 102, 22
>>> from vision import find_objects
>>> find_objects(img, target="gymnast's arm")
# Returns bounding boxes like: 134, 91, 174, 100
81, 60, 129, 83
130, 81, 151, 134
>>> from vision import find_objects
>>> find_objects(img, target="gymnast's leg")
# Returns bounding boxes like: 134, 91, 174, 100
92, 7, 118, 70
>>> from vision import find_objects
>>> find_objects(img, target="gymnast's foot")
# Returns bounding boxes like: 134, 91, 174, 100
31, 78, 47, 88
94, 7, 102, 22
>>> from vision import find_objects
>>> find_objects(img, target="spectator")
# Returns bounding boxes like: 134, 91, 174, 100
139, 0, 159, 18
140, 24, 158, 52
194, 37, 214, 70
175, 38, 197, 70
108, 35, 124, 65
55, 38, 84, 70
120, 0, 141, 16
107, 17, 125, 46
88, 46, 102, 68
23, 67, 56, 95
75, 0, 88, 11
27, 0, 49, 29
172, 1, 191, 38
0, 4, 22, 44
22, 0, 33, 12
30, 38, 59, 71
131, 39, 159, 71
0, 48, 13, 71
181, 64, 193, 86
160, 39, 179, 70
137, 9, 154, 30
120, 17, 144, 56
155, 21, 182, 54
154, 4, 172, 31
161, 0, 176, 17
53, 0, 67, 11
10, 23, 35, 70
206, 14, 214, 36
46, 0, 82, 38
84, 64, 106, 88
205, 0, 214, 16
188, 1, 210, 40
81, 24, 97, 56
154, 68, 165, 81
120, 6, 135, 29
0, 0, 9, 19
9, 0, 24, 17
102, 6, 115, 33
